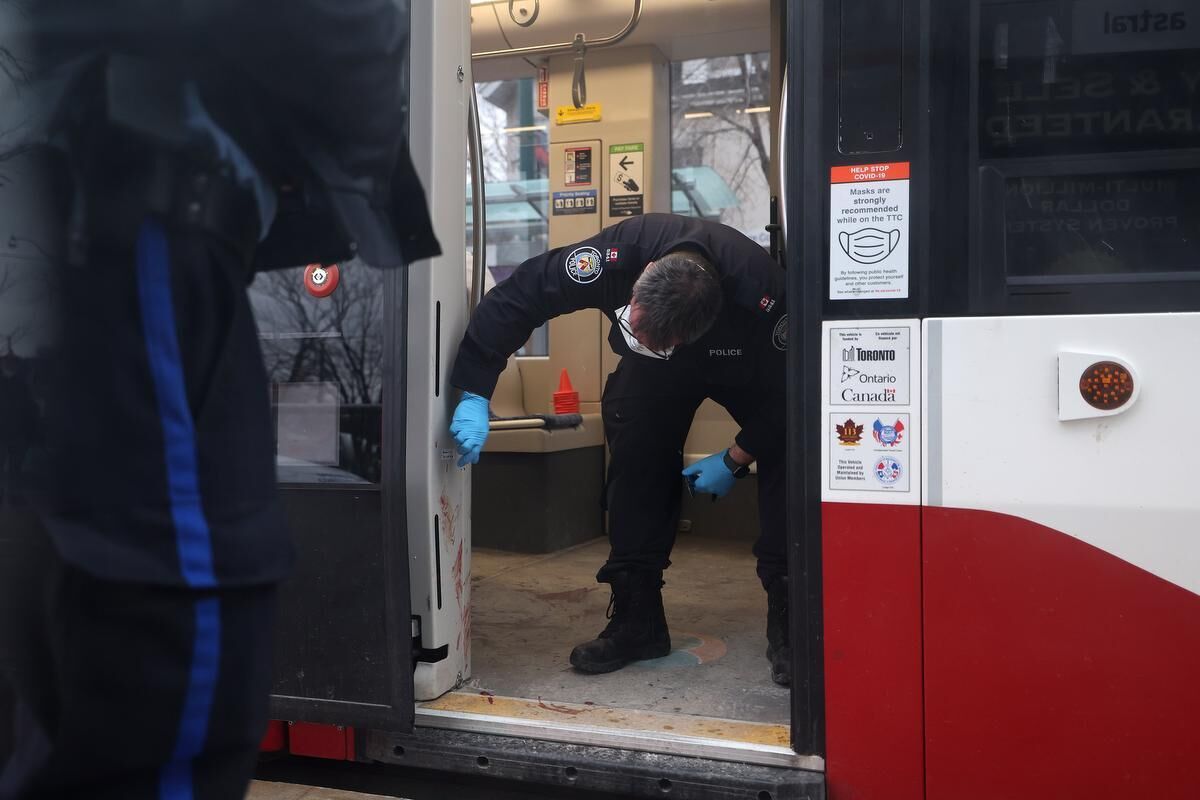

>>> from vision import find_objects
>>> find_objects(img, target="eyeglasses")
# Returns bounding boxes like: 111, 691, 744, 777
615, 305, 674, 361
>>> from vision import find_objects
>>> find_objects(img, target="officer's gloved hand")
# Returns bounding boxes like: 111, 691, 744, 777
450, 391, 490, 467
682, 451, 737, 499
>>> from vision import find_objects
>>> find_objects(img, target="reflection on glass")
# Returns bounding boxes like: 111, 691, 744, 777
979, 2, 1200, 158
468, 77, 550, 355
0, 159, 60, 509
249, 262, 384, 485
1004, 170, 1200, 278
671, 52, 772, 246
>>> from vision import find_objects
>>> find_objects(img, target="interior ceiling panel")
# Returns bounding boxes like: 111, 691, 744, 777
471, 0, 770, 80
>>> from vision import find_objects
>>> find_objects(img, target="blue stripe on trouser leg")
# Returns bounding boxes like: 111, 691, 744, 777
159, 598, 221, 800
134, 219, 217, 589
134, 220, 222, 799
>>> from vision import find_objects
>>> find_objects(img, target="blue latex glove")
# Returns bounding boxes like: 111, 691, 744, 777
682, 451, 737, 499
450, 391, 490, 467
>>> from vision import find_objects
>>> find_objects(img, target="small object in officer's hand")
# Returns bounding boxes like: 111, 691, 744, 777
685, 474, 697, 497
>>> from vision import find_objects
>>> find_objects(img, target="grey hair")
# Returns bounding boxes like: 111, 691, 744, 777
631, 251, 723, 348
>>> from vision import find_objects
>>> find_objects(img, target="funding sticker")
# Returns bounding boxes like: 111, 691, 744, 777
829, 326, 911, 406
822, 319, 919, 504
565, 246, 604, 284
829, 162, 910, 300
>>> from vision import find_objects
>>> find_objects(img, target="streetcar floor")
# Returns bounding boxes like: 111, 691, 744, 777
463, 529, 790, 726
246, 780, 405, 799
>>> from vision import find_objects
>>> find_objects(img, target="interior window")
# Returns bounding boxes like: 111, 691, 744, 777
249, 262, 385, 486
469, 77, 550, 356
671, 52, 773, 247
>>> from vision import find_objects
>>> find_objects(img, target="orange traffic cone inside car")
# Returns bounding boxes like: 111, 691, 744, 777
553, 368, 580, 415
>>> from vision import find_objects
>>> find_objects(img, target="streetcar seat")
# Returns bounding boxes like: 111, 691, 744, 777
482, 356, 603, 453
472, 358, 605, 553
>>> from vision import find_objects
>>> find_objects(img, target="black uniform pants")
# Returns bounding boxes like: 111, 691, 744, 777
0, 548, 277, 800
597, 360, 787, 589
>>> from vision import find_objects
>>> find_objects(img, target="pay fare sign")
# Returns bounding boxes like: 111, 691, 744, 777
829, 162, 910, 300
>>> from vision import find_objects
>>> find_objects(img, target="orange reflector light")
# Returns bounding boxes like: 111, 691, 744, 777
1079, 361, 1134, 410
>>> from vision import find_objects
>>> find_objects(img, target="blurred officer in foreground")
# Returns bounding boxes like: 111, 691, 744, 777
0, 2, 439, 797
448, 213, 791, 685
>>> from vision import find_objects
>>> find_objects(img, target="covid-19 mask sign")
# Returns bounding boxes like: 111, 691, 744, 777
828, 162, 910, 300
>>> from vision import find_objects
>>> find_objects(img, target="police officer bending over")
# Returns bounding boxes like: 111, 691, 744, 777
449, 213, 790, 685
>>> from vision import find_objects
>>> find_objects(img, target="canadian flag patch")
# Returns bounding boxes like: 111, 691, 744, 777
759, 295, 776, 313
606, 248, 619, 262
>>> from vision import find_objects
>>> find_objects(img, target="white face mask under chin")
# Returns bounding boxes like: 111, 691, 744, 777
615, 304, 674, 361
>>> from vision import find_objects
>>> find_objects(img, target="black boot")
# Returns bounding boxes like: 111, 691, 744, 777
569, 571, 671, 674
766, 576, 791, 686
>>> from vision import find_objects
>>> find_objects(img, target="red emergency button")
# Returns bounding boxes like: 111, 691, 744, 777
1079, 361, 1134, 410
304, 263, 339, 298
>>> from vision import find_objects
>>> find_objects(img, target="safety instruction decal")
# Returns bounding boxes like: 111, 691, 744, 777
556, 103, 602, 125
552, 190, 598, 216
829, 162, 910, 300
565, 146, 592, 186
537, 67, 550, 112
609, 143, 644, 217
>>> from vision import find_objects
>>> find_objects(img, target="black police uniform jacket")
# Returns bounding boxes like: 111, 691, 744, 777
451, 214, 788, 459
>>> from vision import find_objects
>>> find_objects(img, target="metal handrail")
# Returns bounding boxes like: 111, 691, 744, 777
467, 77, 487, 314
778, 64, 789, 255
472, 0, 642, 60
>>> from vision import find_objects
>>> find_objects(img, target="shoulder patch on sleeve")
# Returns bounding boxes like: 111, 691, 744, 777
772, 314, 788, 351
565, 246, 604, 284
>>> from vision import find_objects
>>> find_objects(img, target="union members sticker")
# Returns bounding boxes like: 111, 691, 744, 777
827, 411, 911, 493
565, 246, 604, 284
874, 456, 902, 485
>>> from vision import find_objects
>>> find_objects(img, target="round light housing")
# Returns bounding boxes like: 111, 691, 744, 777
1079, 360, 1134, 411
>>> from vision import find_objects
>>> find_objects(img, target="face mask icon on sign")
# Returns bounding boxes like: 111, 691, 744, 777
838, 227, 901, 265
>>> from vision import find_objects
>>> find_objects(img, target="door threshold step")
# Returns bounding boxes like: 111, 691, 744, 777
416, 691, 822, 771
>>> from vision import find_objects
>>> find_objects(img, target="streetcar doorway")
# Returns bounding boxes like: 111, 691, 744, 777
418, 0, 800, 765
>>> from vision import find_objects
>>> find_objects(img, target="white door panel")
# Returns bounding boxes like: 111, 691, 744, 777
407, 0, 473, 700
923, 313, 1200, 596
